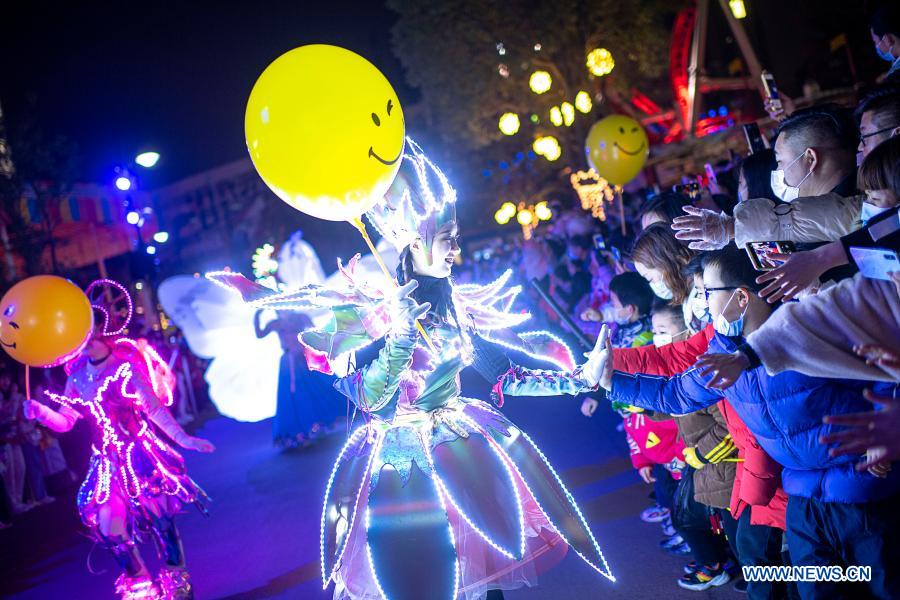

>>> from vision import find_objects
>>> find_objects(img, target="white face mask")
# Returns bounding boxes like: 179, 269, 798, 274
861, 201, 889, 224
653, 330, 688, 348
649, 279, 673, 300
770, 150, 812, 203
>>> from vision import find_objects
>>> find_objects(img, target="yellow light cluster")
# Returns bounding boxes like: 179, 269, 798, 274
729, 0, 747, 19
586, 48, 615, 77
570, 169, 617, 220
549, 106, 563, 127
498, 112, 520, 135
529, 70, 552, 94
494, 201, 517, 225
532, 135, 561, 161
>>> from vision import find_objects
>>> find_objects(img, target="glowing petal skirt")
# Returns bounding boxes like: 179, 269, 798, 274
77, 428, 207, 531
321, 398, 614, 600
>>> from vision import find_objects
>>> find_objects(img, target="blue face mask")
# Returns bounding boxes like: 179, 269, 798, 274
876, 35, 895, 62
713, 289, 748, 337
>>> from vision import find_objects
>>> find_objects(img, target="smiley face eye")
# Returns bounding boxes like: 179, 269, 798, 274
619, 127, 625, 134
372, 113, 381, 126
8, 321, 18, 329
387, 99, 393, 116
2, 305, 12, 317
632, 127, 638, 132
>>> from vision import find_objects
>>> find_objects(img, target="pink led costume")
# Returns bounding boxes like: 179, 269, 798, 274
24, 280, 213, 600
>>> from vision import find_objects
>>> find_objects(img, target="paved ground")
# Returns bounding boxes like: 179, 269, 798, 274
1, 378, 741, 599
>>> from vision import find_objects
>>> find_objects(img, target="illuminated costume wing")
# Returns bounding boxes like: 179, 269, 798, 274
157, 275, 282, 422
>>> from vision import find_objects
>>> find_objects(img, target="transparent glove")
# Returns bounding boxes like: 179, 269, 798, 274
671, 206, 733, 250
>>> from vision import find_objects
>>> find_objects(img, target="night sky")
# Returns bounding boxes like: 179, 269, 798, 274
1, 1, 416, 188
1, 1, 888, 192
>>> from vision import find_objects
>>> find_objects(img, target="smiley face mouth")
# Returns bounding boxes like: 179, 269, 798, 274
0, 338, 16, 349
368, 146, 403, 165
614, 141, 646, 156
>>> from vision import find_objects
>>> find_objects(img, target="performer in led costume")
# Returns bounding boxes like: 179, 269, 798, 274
209, 140, 614, 600
22, 280, 214, 600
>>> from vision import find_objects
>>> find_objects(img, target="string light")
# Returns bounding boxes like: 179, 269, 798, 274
549, 106, 563, 127
529, 71, 552, 94
498, 113, 520, 136
532, 136, 561, 161
575, 91, 593, 113
561, 102, 575, 126
494, 201, 517, 225
586, 48, 615, 77
570, 169, 618, 220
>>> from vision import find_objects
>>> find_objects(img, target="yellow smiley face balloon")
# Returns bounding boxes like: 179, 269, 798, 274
245, 45, 405, 222
0, 275, 93, 367
585, 115, 650, 186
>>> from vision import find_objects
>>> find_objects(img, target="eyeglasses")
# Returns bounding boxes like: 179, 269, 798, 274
860, 125, 899, 140
704, 286, 738, 302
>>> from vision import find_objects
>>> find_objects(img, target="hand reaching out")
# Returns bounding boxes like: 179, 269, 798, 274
391, 280, 431, 335
820, 389, 900, 471
671, 206, 733, 250
854, 344, 900, 371
582, 324, 613, 391
23, 399, 42, 420
695, 351, 751, 390
755, 250, 823, 303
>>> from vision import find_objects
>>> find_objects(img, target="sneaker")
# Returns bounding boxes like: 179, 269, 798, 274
677, 564, 731, 591
114, 573, 162, 599
641, 505, 670, 523
733, 578, 748, 593
683, 561, 699, 574
659, 534, 684, 550
157, 566, 193, 600
668, 541, 692, 556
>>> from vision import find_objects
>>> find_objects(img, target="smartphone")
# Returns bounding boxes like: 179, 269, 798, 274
592, 233, 606, 250
743, 123, 766, 154
849, 247, 899, 280
745, 241, 797, 271
761, 70, 779, 100
673, 182, 701, 198
704, 163, 717, 185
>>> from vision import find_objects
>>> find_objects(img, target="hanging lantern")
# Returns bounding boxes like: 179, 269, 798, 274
586, 48, 615, 77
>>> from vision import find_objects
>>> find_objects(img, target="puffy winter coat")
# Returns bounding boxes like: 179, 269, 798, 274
624, 412, 685, 477
610, 333, 900, 503
733, 193, 862, 249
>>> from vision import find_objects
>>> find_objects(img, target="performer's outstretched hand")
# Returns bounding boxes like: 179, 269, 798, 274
23, 399, 42, 420
392, 280, 431, 335
582, 325, 613, 391
181, 436, 216, 453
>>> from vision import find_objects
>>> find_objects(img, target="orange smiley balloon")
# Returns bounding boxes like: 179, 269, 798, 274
0, 275, 94, 367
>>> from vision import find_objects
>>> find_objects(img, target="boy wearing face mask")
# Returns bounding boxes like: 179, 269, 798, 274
607, 272, 655, 349
591, 248, 900, 600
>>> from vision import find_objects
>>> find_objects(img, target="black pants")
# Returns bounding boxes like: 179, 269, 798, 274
786, 495, 900, 599
672, 475, 733, 566
653, 464, 678, 511
735, 507, 786, 599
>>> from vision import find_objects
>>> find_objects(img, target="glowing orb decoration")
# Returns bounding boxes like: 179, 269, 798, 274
575, 91, 593, 113
498, 112, 521, 136
532, 136, 561, 161
529, 70, 552, 94
561, 102, 575, 126
586, 48, 615, 77
549, 106, 563, 127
